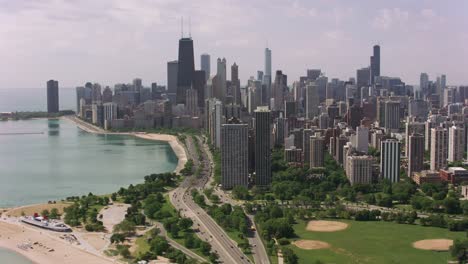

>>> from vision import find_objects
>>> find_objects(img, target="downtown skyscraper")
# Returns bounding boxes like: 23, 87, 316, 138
176, 37, 195, 104
254, 106, 271, 186
47, 80, 59, 113
201, 53, 210, 81
370, 45, 380, 85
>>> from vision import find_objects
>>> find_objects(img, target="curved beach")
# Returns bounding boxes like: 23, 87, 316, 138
0, 117, 188, 263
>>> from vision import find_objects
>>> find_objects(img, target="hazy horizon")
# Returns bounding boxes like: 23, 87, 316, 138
1, 0, 467, 88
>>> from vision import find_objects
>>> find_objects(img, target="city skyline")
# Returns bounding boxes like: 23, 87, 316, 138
1, 0, 467, 88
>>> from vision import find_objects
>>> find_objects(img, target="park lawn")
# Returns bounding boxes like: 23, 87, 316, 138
134, 233, 150, 257
291, 219, 466, 264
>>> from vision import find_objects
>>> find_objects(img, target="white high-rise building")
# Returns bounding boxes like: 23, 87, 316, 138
355, 126, 369, 153
448, 125, 465, 162
103, 102, 117, 121
380, 139, 401, 182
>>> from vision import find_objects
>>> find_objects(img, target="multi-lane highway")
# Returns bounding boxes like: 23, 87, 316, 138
170, 136, 251, 264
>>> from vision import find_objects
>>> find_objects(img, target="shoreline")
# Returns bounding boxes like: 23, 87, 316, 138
63, 116, 188, 174
0, 116, 189, 263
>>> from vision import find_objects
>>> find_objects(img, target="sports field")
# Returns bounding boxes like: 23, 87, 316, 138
291, 220, 465, 264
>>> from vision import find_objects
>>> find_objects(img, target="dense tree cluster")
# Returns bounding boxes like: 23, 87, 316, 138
117, 173, 177, 204
63, 193, 108, 231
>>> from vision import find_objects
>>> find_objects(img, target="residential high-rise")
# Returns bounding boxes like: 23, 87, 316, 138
346, 155, 373, 185
430, 127, 448, 171
448, 125, 465, 162
185, 89, 198, 116
254, 106, 271, 186
370, 45, 380, 84
384, 100, 400, 133
47, 80, 59, 113
408, 133, 424, 178
176, 37, 195, 104
305, 83, 319, 119
405, 120, 425, 156
206, 98, 223, 148
302, 129, 313, 166
355, 126, 369, 153
380, 139, 401, 182
221, 119, 249, 189
76, 87, 85, 114
310, 135, 325, 168
201, 53, 210, 81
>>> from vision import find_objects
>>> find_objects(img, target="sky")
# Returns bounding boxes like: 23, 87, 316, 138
1, 0, 467, 89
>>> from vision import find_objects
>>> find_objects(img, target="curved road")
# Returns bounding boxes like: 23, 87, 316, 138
170, 136, 251, 264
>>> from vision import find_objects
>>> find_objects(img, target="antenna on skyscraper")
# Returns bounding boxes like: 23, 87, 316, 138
181, 17, 184, 38
189, 17, 191, 38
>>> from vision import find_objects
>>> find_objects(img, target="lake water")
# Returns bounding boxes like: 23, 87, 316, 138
0, 248, 33, 264
0, 88, 76, 112
0, 118, 178, 208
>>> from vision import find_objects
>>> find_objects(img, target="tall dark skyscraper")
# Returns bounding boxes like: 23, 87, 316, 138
370, 45, 380, 84
192, 70, 206, 108
47, 80, 59, 113
221, 118, 249, 189
176, 37, 195, 104
254, 106, 271, 186
231, 63, 240, 104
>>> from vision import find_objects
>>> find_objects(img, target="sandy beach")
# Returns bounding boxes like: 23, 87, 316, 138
0, 116, 189, 263
0, 220, 115, 264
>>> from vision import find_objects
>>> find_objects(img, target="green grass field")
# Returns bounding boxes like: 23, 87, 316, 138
290, 220, 466, 264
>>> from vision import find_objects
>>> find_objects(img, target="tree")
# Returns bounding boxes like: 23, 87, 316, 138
170, 223, 180, 238
110, 233, 126, 244
282, 248, 299, 264
50, 208, 60, 219
444, 197, 461, 214
150, 236, 170, 255
209, 252, 219, 263
116, 244, 131, 258
41, 209, 50, 217
232, 186, 250, 200
113, 220, 136, 236
200, 241, 212, 256
450, 239, 468, 263
178, 218, 193, 231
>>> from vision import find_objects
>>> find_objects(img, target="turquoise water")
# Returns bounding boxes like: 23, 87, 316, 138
0, 248, 33, 264
0, 118, 178, 207
0, 88, 76, 112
